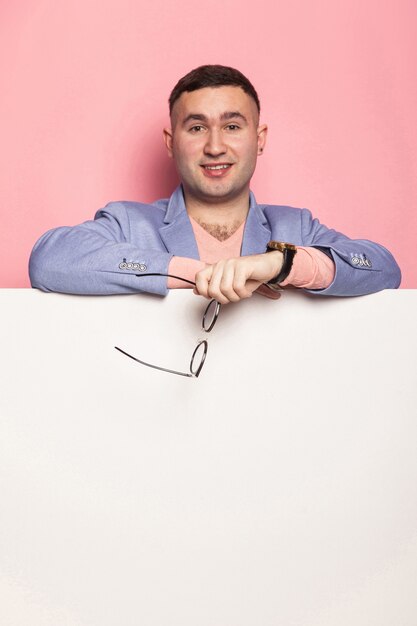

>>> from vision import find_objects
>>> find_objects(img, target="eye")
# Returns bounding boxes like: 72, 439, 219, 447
189, 125, 205, 133
226, 124, 240, 131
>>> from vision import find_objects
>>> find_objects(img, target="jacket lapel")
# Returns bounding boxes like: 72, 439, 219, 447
241, 192, 272, 256
159, 186, 200, 259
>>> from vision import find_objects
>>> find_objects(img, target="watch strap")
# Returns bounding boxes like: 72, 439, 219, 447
265, 241, 297, 286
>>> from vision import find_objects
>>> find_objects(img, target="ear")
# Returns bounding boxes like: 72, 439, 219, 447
163, 127, 174, 158
257, 124, 268, 155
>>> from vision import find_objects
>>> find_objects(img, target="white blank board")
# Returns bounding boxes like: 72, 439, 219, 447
0, 289, 416, 626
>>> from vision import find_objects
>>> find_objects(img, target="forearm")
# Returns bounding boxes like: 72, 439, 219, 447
29, 225, 171, 296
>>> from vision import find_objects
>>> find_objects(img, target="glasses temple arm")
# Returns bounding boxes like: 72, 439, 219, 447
114, 346, 194, 378
135, 273, 197, 287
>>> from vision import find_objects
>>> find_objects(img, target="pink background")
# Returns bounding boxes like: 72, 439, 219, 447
1, 0, 416, 288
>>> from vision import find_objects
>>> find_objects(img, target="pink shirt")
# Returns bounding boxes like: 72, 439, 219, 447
167, 216, 335, 291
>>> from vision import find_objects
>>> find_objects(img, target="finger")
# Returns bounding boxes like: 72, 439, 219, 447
218, 262, 244, 302
230, 263, 258, 299
209, 261, 250, 304
209, 261, 260, 303
207, 262, 232, 304
194, 266, 214, 299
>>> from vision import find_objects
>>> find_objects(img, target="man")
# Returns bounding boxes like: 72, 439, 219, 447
29, 65, 401, 302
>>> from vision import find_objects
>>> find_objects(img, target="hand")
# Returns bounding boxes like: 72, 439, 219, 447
194, 251, 283, 304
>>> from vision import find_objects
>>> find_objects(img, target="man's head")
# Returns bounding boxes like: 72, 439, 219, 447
168, 65, 261, 120
164, 65, 267, 207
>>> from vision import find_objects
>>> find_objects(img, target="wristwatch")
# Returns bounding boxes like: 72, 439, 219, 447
265, 241, 297, 287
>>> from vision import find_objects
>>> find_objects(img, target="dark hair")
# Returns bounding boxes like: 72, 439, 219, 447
169, 64, 260, 115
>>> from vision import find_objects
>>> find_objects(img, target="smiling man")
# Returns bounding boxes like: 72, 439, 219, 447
29, 65, 401, 301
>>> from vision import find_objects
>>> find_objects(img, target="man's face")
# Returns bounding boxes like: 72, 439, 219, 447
163, 86, 267, 205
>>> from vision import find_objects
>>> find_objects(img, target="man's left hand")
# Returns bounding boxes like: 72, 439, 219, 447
194, 251, 283, 304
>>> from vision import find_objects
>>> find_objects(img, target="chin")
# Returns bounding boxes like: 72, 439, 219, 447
183, 175, 248, 203
201, 185, 236, 200
201, 178, 239, 195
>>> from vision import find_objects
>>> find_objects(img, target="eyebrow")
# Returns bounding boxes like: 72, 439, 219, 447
182, 111, 248, 126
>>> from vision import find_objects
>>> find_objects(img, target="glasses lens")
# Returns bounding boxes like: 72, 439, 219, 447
202, 299, 220, 332
190, 340, 208, 377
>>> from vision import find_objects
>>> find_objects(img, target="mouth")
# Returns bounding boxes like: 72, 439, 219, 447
200, 163, 233, 178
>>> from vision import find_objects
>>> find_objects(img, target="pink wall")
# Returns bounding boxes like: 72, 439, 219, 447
1, 0, 416, 288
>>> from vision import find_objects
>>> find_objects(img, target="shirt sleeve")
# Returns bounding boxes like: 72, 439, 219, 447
280, 246, 335, 289
167, 257, 207, 288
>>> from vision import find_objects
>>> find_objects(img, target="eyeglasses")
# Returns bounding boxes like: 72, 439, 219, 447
114, 273, 221, 378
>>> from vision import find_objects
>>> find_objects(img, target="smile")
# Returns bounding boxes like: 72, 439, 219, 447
201, 163, 233, 177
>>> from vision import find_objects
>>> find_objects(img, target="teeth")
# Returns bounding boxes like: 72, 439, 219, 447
205, 164, 230, 170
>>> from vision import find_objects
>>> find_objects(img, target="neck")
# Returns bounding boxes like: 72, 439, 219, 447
183, 187, 251, 227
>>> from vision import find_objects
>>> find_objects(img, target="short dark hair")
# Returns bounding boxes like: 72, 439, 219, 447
169, 64, 260, 115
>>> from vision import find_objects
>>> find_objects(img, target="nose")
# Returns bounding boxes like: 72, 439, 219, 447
203, 129, 226, 157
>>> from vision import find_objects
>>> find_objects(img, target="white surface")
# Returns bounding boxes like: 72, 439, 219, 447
0, 288, 417, 626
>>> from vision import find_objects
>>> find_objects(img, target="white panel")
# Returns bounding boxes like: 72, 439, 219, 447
1, 289, 416, 626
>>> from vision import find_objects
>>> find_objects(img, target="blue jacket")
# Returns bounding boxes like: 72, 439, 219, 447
29, 185, 401, 297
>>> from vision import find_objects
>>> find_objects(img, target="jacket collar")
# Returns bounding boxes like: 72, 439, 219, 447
159, 185, 271, 258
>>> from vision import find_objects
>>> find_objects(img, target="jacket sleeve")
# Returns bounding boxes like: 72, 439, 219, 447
299, 209, 401, 296
29, 203, 172, 296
